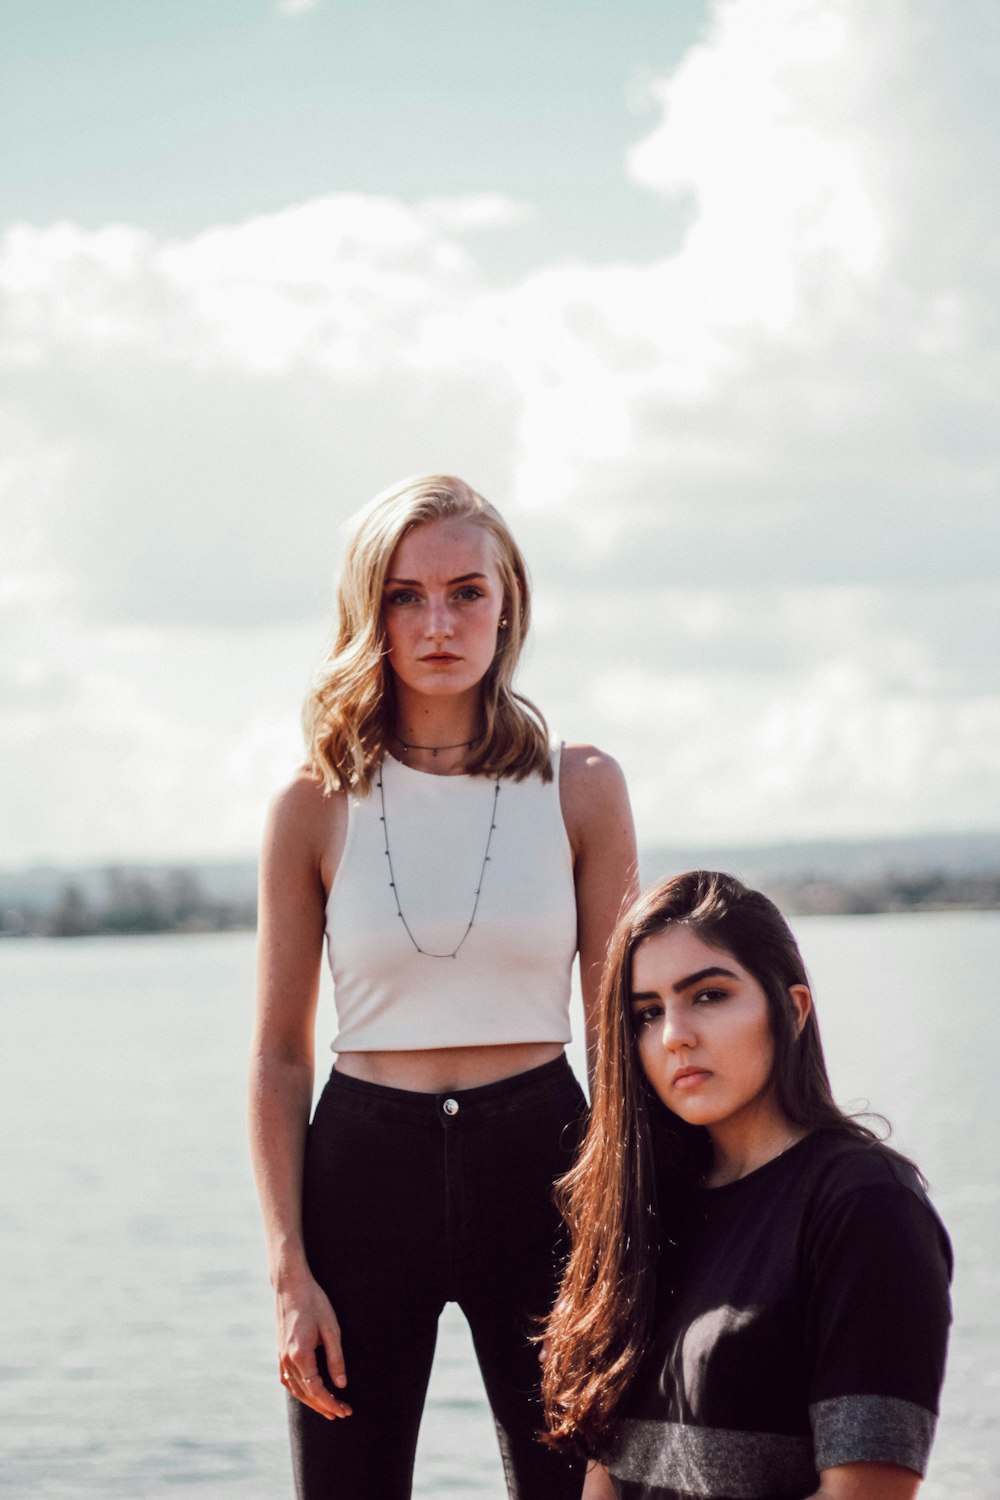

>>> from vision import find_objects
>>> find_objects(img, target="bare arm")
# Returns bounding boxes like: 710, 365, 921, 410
560, 745, 638, 1075
582, 1460, 618, 1499
248, 773, 351, 1420
810, 1464, 921, 1500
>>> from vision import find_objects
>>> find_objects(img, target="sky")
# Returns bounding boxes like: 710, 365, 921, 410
2, 0, 999, 867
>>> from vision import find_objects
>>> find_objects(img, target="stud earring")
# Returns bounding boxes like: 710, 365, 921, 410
499, 614, 509, 628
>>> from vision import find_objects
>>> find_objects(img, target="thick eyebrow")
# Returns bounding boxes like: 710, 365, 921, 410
383, 572, 489, 587
629, 965, 740, 1004
673, 966, 740, 993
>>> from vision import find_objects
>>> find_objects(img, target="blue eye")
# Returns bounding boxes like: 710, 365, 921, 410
385, 590, 418, 606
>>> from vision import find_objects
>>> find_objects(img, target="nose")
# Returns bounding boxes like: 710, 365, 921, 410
658, 1002, 696, 1052
425, 598, 453, 639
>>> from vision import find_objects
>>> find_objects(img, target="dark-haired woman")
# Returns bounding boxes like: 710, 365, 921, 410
542, 871, 952, 1500
249, 475, 637, 1500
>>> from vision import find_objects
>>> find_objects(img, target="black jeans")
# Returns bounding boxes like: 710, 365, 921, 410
289, 1054, 587, 1500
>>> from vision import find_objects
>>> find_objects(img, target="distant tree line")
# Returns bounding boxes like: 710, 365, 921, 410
766, 870, 1000, 916
0, 867, 257, 938
1, 863, 998, 939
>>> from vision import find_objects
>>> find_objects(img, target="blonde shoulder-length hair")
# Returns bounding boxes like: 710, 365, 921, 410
303, 474, 552, 793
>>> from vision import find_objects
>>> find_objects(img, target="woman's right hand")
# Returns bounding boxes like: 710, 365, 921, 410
276, 1272, 352, 1420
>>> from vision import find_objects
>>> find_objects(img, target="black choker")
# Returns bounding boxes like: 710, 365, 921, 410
394, 734, 477, 760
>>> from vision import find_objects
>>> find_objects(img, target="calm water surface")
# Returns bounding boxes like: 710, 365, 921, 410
0, 915, 997, 1498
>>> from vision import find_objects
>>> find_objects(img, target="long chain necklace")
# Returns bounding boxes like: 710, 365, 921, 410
376, 764, 501, 958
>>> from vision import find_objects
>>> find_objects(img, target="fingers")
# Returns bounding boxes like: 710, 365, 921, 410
320, 1321, 349, 1393
274, 1281, 351, 1419
280, 1349, 352, 1420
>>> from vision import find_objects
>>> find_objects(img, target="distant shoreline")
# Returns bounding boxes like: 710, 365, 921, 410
2, 834, 1000, 935
0, 866, 257, 939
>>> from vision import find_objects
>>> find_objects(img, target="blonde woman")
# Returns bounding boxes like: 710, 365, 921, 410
249, 475, 637, 1500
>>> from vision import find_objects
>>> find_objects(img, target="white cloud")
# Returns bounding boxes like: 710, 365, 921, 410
518, 583, 1000, 844
1, 0, 998, 860
0, 611, 319, 863
627, 0, 890, 318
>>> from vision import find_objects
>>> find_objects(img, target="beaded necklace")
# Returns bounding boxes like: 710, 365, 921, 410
376, 763, 501, 959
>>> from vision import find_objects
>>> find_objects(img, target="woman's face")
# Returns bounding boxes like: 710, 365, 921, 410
629, 925, 799, 1136
381, 518, 506, 701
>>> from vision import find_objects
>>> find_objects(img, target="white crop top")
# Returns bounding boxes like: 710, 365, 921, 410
325, 742, 577, 1052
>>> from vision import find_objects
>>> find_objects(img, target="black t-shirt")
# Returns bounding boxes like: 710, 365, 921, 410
605, 1130, 953, 1500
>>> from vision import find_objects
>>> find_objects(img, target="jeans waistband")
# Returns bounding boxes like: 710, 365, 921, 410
324, 1053, 581, 1124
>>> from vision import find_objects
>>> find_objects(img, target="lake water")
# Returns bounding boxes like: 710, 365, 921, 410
0, 914, 997, 1498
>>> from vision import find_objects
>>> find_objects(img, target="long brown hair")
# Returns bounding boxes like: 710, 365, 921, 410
302, 474, 551, 792
542, 869, 903, 1456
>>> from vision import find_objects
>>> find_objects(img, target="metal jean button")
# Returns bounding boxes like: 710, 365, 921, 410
442, 1098, 459, 1116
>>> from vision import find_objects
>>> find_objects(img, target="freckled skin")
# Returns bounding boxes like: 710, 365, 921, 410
381, 518, 506, 712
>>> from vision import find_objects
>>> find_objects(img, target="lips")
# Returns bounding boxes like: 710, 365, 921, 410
420, 653, 460, 662
672, 1067, 712, 1091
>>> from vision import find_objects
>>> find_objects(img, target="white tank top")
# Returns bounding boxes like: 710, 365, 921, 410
325, 742, 577, 1052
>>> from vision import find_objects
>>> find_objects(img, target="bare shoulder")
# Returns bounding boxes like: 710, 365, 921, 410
559, 747, 639, 962
559, 743, 630, 801
262, 767, 349, 890
559, 743, 632, 848
266, 767, 342, 840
